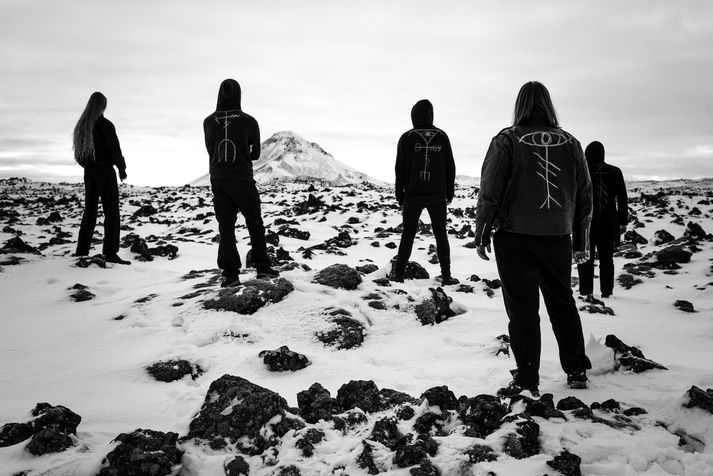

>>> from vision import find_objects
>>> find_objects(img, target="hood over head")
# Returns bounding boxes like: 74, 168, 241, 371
216, 79, 241, 111
585, 141, 605, 165
411, 99, 434, 127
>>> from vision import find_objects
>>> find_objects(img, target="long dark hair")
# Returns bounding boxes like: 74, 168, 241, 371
513, 81, 559, 127
73, 92, 107, 164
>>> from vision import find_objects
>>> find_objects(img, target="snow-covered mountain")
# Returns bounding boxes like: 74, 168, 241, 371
191, 131, 376, 186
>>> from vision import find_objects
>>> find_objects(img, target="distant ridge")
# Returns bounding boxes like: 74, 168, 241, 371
190, 131, 378, 186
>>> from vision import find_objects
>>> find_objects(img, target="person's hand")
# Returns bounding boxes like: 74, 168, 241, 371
573, 250, 589, 265
620, 225, 626, 235
119, 171, 127, 182
477, 243, 491, 261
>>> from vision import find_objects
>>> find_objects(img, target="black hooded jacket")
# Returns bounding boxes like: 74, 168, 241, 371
203, 79, 261, 181
85, 116, 126, 174
395, 100, 456, 203
585, 141, 628, 240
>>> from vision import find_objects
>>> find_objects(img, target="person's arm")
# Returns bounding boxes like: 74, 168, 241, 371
615, 167, 628, 232
572, 142, 593, 253
249, 118, 261, 161
474, 134, 512, 252
104, 120, 127, 180
443, 133, 456, 203
394, 134, 407, 205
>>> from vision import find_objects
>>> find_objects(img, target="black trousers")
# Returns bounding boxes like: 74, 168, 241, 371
577, 223, 615, 296
395, 194, 451, 274
77, 167, 120, 256
210, 179, 269, 275
494, 232, 591, 387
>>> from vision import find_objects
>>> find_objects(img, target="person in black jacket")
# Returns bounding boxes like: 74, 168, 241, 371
390, 99, 457, 284
577, 141, 628, 299
73, 91, 130, 265
204, 79, 278, 287
474, 82, 593, 395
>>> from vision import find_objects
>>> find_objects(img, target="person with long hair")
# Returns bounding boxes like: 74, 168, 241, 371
73, 91, 130, 264
474, 81, 593, 396
203, 79, 278, 287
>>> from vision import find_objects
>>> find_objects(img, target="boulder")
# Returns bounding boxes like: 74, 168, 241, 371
204, 278, 294, 315
25, 426, 73, 456
1, 236, 41, 255
313, 264, 362, 290
684, 386, 713, 414
605, 334, 667, 373
502, 418, 540, 459
415, 287, 455, 325
357, 441, 380, 474
465, 444, 497, 463
393, 436, 438, 468
336, 380, 380, 413
403, 261, 430, 280
259, 346, 311, 372
146, 360, 203, 382
674, 300, 695, 313
379, 388, 418, 409
653, 229, 675, 245
131, 204, 158, 218
684, 221, 708, 241
225, 455, 250, 476
547, 450, 583, 476
187, 375, 288, 444
69, 283, 95, 302
510, 393, 565, 420
420, 386, 458, 411
655, 245, 692, 267
617, 273, 642, 290
459, 394, 508, 438
294, 428, 325, 457
356, 263, 379, 274
98, 429, 183, 476
0, 422, 34, 447
369, 417, 404, 450
297, 383, 334, 423
410, 458, 441, 476
316, 309, 365, 350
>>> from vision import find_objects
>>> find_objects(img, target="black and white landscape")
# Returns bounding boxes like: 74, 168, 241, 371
1, 132, 712, 475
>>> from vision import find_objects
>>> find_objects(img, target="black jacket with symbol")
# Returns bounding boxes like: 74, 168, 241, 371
395, 100, 456, 204
203, 79, 261, 181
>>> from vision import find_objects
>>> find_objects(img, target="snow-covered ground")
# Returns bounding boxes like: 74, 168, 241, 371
0, 178, 712, 475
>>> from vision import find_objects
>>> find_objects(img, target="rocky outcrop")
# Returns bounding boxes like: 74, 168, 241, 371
415, 287, 455, 325
259, 346, 311, 372
98, 429, 183, 476
204, 278, 293, 315
605, 334, 667, 373
313, 264, 362, 290
146, 360, 203, 382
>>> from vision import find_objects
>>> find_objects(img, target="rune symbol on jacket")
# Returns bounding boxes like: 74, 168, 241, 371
518, 131, 571, 210
414, 130, 442, 182
214, 112, 241, 164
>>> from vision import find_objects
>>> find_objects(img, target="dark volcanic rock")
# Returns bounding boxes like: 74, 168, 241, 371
26, 426, 74, 456
146, 360, 203, 382
187, 375, 288, 444
295, 428, 325, 457
316, 309, 365, 350
69, 283, 95, 302
420, 386, 458, 411
605, 334, 667, 373
502, 418, 540, 459
98, 429, 183, 476
410, 458, 441, 476
617, 273, 643, 290
403, 261, 430, 280
684, 386, 713, 414
297, 383, 334, 423
623, 230, 648, 245
547, 450, 583, 476
379, 388, 418, 409
313, 264, 362, 290
356, 263, 379, 274
369, 417, 404, 450
203, 278, 293, 315
336, 380, 380, 413
0, 422, 34, 447
357, 441, 380, 474
1, 236, 41, 255
465, 444, 497, 463
394, 437, 437, 468
415, 287, 456, 325
684, 221, 708, 241
31, 403, 81, 435
259, 346, 311, 372
655, 245, 692, 267
653, 229, 675, 245
674, 300, 695, 313
510, 393, 566, 420
131, 204, 158, 218
225, 455, 250, 476
459, 394, 508, 438
556, 396, 592, 418
76, 254, 107, 268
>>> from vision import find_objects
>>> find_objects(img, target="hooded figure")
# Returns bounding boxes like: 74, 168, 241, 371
203, 79, 260, 181
391, 99, 457, 283
203, 79, 278, 287
577, 141, 628, 298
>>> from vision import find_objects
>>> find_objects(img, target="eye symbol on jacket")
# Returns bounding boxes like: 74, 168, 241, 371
213, 112, 241, 164
414, 130, 441, 181
518, 131, 571, 210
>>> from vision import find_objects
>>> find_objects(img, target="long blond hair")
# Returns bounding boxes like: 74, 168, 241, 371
73, 92, 107, 165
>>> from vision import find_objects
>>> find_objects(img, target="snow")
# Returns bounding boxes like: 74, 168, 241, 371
0, 177, 712, 475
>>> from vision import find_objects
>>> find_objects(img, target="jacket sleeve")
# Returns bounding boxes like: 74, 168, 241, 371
103, 120, 126, 174
249, 118, 261, 161
443, 133, 456, 202
203, 117, 213, 158
474, 134, 512, 246
394, 134, 408, 204
572, 142, 593, 252
615, 167, 628, 226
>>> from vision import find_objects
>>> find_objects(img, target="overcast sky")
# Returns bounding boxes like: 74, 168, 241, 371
1, 0, 712, 185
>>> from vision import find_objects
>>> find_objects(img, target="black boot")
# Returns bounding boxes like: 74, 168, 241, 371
439, 266, 459, 285
256, 267, 280, 279
105, 254, 131, 265
221, 272, 241, 288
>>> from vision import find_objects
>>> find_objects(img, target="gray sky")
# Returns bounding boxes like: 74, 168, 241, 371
1, 0, 712, 185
